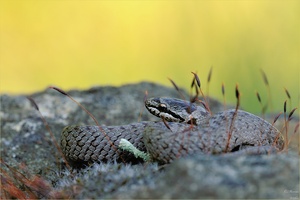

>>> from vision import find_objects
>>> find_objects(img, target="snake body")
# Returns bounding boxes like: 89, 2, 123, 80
61, 97, 284, 164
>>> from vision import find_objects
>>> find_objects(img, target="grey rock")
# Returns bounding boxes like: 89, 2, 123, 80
1, 82, 298, 199
110, 154, 299, 199
57, 162, 161, 199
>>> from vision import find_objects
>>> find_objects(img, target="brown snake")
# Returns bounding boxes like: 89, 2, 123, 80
61, 98, 284, 164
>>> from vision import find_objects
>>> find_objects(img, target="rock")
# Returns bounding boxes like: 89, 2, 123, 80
0, 82, 298, 199
57, 162, 161, 199
109, 153, 299, 199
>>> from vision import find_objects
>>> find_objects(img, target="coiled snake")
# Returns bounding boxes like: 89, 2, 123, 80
61, 98, 284, 164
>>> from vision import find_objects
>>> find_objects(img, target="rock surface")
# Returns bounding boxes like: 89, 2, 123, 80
109, 154, 299, 199
0, 82, 299, 199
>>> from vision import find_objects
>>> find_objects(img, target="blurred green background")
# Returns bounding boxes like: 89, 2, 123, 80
0, 0, 299, 113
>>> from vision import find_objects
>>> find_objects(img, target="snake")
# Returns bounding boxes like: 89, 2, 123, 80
61, 97, 284, 165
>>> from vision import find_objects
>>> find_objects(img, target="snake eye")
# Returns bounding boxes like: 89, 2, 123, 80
158, 103, 167, 111
159, 103, 166, 108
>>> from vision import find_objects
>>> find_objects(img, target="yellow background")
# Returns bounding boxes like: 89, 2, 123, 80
0, 0, 299, 113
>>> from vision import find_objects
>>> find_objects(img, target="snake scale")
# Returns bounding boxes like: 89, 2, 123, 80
61, 97, 284, 164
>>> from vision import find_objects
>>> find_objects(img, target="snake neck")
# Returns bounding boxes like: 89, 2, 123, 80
188, 107, 211, 125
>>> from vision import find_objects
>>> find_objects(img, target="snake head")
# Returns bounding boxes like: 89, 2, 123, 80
145, 97, 210, 125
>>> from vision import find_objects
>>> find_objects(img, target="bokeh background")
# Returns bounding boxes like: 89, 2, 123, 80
0, 0, 299, 113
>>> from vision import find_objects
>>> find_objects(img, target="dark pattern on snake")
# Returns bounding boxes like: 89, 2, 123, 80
61, 97, 284, 164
